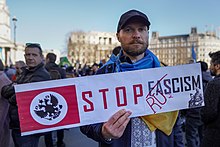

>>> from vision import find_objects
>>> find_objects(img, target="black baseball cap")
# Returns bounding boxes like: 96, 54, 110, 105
117, 9, 151, 32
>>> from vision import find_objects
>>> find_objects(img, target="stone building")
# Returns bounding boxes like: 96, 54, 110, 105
149, 27, 220, 66
68, 28, 220, 67
0, 0, 25, 65
67, 31, 120, 65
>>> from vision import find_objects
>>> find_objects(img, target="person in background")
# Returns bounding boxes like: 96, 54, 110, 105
45, 53, 66, 79
89, 63, 99, 75
185, 61, 212, 147
5, 64, 16, 81
1, 43, 51, 147
198, 61, 213, 89
80, 9, 184, 147
0, 59, 12, 147
11, 60, 26, 81
44, 52, 66, 147
201, 51, 220, 147
65, 66, 78, 78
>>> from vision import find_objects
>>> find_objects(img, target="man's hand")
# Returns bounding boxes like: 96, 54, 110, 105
101, 109, 132, 140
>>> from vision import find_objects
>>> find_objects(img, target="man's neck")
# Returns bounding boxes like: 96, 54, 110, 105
122, 51, 145, 63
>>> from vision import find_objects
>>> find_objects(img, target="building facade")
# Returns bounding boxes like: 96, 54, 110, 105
0, 0, 25, 65
67, 31, 120, 65
149, 27, 220, 66
68, 28, 220, 67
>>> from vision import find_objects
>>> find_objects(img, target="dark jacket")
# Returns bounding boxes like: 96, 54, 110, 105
202, 71, 213, 90
80, 53, 184, 147
45, 62, 66, 79
1, 62, 50, 129
185, 71, 213, 121
201, 74, 220, 146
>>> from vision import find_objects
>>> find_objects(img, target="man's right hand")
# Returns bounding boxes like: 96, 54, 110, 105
101, 109, 132, 140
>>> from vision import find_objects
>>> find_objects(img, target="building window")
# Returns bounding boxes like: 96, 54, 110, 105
109, 38, 112, 44
104, 37, 107, 45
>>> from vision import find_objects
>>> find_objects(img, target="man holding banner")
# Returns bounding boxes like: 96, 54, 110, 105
80, 9, 184, 147
1, 43, 51, 147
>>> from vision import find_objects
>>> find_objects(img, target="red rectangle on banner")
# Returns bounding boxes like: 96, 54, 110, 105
16, 85, 80, 133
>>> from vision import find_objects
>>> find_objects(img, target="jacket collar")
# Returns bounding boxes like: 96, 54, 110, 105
24, 62, 44, 73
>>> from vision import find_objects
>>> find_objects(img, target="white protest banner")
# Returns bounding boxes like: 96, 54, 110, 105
15, 63, 204, 136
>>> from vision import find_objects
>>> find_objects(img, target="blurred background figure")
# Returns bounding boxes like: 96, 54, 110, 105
0, 59, 12, 147
65, 66, 78, 78
45, 53, 66, 79
4, 64, 16, 81
89, 63, 99, 75
98, 59, 106, 68
44, 52, 66, 147
11, 61, 26, 81
78, 63, 91, 76
184, 60, 212, 147
197, 61, 213, 89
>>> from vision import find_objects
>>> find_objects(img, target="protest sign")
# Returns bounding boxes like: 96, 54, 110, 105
15, 63, 203, 136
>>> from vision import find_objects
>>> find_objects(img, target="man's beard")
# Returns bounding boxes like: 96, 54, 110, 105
123, 40, 147, 56
123, 47, 146, 56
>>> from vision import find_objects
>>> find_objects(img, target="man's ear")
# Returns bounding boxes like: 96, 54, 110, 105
116, 33, 121, 43
216, 64, 220, 69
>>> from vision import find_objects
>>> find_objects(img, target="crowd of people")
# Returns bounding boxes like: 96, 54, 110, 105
0, 9, 220, 147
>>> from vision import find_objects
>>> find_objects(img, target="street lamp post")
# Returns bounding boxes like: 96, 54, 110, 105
12, 16, 18, 49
